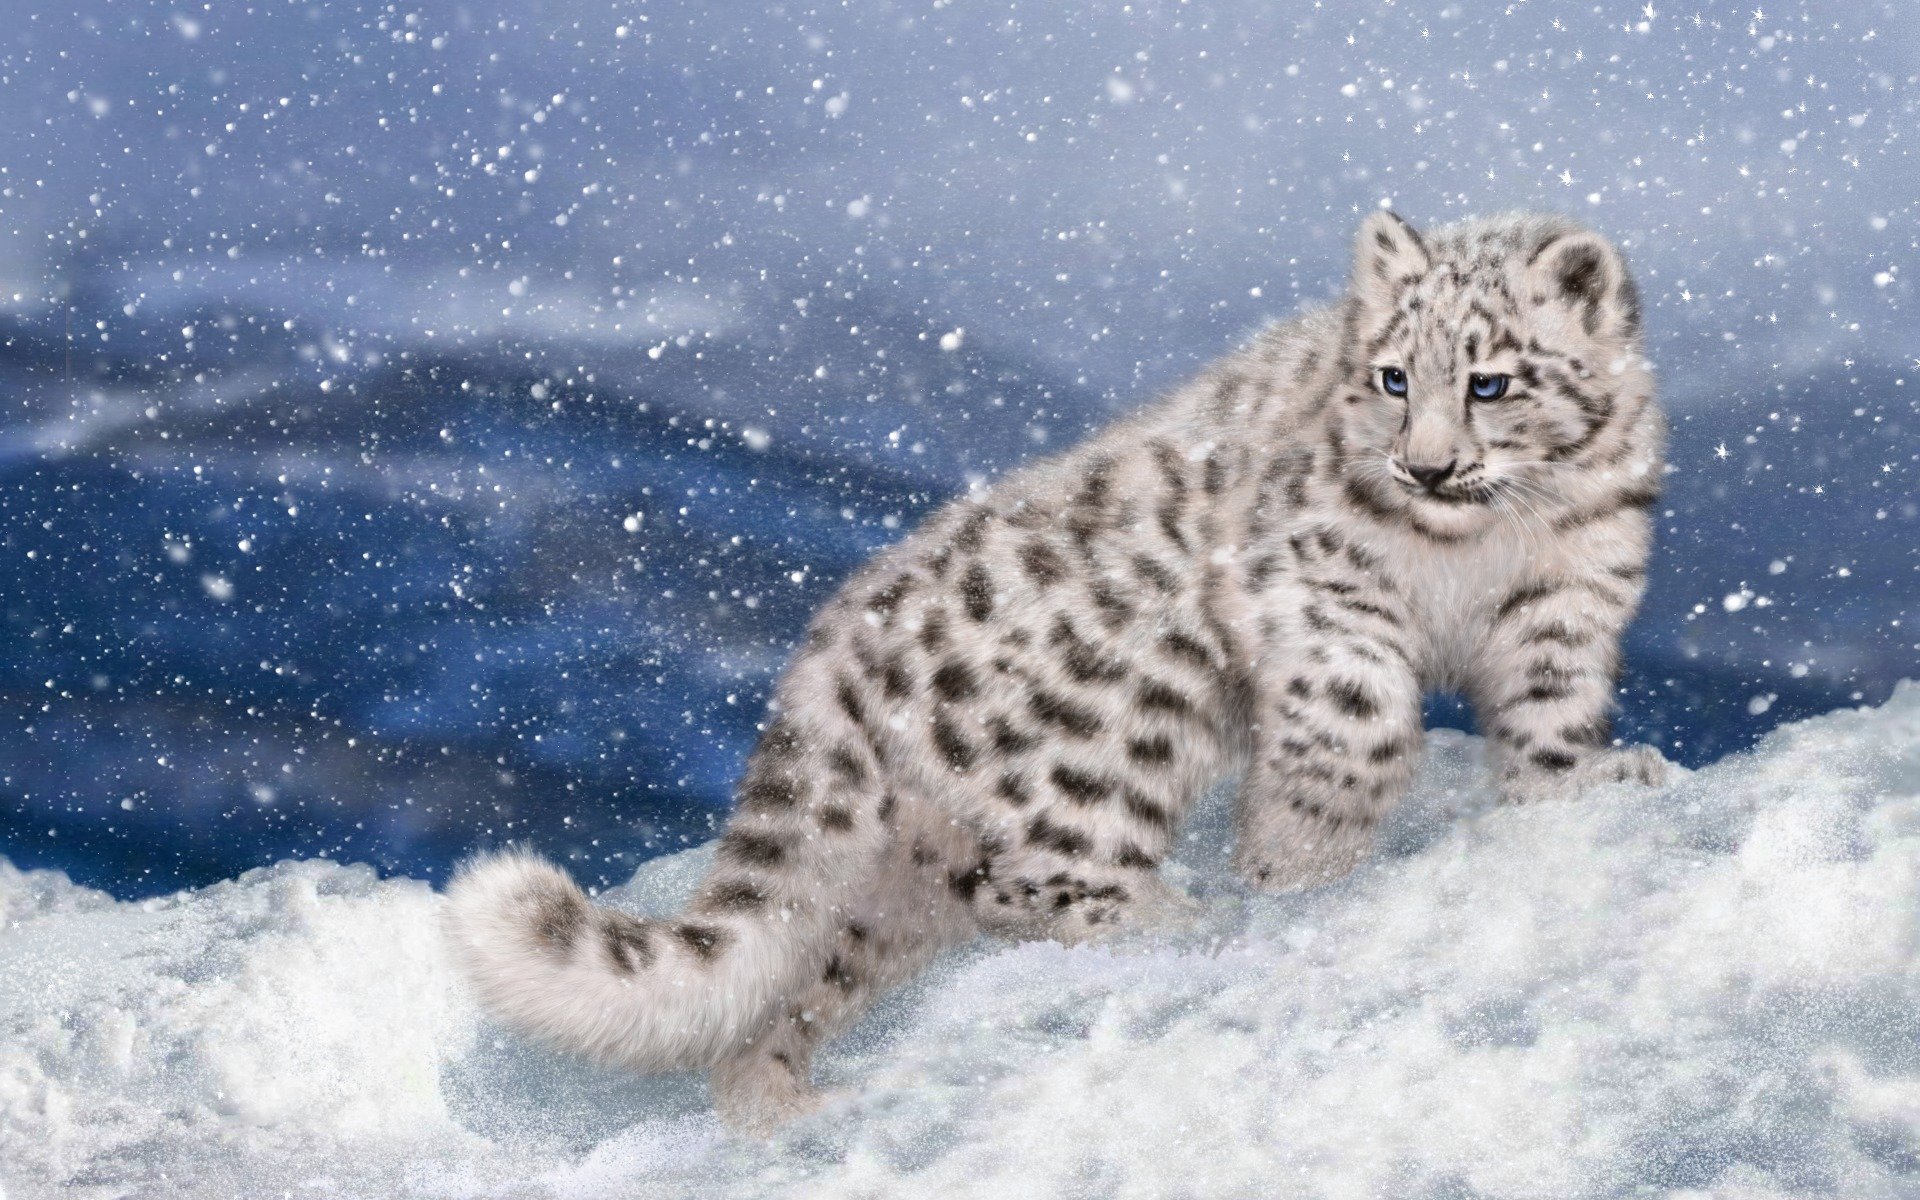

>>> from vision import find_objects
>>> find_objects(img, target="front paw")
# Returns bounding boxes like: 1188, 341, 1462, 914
1501, 744, 1668, 803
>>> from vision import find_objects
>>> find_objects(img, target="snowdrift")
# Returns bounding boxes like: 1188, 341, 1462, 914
4, 687, 1918, 1199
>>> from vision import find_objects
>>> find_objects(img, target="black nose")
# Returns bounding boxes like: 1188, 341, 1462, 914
1405, 459, 1456, 490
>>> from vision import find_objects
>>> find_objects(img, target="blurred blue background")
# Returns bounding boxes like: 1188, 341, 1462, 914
1, 1, 1913, 898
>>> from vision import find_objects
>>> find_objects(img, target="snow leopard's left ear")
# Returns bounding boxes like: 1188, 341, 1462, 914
1525, 228, 1642, 340
1351, 210, 1430, 296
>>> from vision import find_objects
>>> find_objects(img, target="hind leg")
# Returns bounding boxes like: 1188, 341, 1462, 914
709, 800, 976, 1133
710, 1038, 826, 1135
710, 912, 942, 1133
973, 859, 1200, 946
967, 798, 1199, 947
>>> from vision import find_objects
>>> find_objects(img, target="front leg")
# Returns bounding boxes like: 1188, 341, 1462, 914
1471, 569, 1666, 803
1234, 633, 1423, 892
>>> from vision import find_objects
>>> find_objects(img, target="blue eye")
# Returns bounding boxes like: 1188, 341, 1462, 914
1379, 367, 1409, 397
1468, 373, 1510, 400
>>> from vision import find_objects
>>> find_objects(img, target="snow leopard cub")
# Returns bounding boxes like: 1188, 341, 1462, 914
445, 210, 1666, 1132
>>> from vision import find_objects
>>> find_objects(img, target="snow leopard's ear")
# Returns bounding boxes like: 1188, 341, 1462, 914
1525, 228, 1641, 341
1351, 210, 1430, 297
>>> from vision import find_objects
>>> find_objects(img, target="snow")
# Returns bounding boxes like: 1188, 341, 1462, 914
6, 687, 1918, 1199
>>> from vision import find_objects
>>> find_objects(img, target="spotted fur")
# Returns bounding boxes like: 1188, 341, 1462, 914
443, 210, 1665, 1133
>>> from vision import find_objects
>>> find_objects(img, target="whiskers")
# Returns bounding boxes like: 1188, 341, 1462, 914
1330, 448, 1571, 556
1490, 458, 1579, 479
1332, 448, 1405, 492
1480, 468, 1567, 552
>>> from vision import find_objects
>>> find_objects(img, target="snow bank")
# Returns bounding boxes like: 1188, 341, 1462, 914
4, 688, 1918, 1199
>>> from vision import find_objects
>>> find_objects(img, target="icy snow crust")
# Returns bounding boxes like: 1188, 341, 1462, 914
4, 689, 1918, 1199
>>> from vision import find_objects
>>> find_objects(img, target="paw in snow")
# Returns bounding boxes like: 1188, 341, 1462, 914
710, 1053, 828, 1137
1234, 817, 1377, 895
1501, 744, 1669, 804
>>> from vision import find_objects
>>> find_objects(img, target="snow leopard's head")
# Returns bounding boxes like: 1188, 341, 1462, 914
1336, 209, 1659, 538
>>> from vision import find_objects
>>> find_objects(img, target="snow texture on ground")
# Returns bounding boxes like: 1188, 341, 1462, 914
4, 687, 1918, 1199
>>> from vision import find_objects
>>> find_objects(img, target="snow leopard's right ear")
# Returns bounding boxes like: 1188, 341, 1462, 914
1351, 210, 1431, 297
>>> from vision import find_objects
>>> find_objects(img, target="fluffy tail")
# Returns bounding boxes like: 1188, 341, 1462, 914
442, 850, 824, 1072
